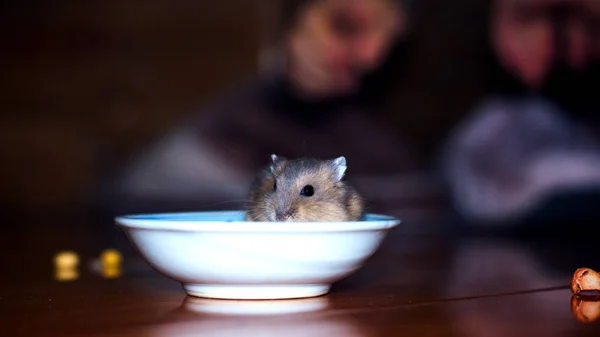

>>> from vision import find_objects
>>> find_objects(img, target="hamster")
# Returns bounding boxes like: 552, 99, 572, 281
245, 154, 365, 222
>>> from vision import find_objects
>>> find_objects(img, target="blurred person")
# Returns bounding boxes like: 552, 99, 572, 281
104, 0, 599, 229
273, 0, 408, 98
441, 0, 600, 229
105, 0, 423, 217
441, 96, 600, 230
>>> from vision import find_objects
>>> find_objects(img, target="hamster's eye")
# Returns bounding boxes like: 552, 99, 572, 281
300, 185, 314, 197
273, 180, 277, 192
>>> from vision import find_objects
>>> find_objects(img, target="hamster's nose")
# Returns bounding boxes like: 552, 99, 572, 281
275, 210, 293, 221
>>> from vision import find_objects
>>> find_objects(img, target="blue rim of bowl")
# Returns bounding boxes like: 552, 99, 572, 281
114, 210, 401, 233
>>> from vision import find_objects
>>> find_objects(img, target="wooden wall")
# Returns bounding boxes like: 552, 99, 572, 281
1, 1, 267, 211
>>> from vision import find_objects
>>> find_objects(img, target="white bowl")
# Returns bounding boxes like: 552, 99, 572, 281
115, 210, 401, 300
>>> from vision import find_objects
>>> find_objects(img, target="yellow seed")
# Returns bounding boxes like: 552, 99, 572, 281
53, 251, 79, 269
101, 249, 122, 267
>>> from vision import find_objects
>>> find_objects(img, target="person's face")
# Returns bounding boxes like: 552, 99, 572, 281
288, 0, 404, 94
325, 0, 402, 74
492, 0, 599, 89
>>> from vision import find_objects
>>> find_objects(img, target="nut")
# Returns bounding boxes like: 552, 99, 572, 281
100, 249, 122, 267
570, 268, 600, 293
571, 295, 600, 324
53, 251, 79, 269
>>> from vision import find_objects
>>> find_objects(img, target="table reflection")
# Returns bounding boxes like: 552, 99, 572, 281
571, 293, 600, 324
443, 237, 598, 336
143, 296, 376, 337
443, 238, 568, 297
182, 296, 329, 316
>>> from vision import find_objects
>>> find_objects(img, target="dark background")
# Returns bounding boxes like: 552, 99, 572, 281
1, 0, 496, 216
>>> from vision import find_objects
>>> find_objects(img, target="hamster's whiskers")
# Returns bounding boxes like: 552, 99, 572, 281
202, 199, 258, 208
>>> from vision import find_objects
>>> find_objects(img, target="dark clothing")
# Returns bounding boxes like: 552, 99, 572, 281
104, 71, 448, 219
106, 0, 599, 230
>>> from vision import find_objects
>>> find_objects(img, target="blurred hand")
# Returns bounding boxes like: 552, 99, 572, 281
286, 0, 405, 98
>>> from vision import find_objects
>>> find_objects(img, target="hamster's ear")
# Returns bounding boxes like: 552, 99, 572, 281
269, 154, 285, 172
329, 156, 347, 181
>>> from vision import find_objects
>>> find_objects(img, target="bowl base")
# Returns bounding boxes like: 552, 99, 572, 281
183, 284, 331, 300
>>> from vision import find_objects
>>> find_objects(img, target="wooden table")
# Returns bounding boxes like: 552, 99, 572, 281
3, 211, 600, 337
